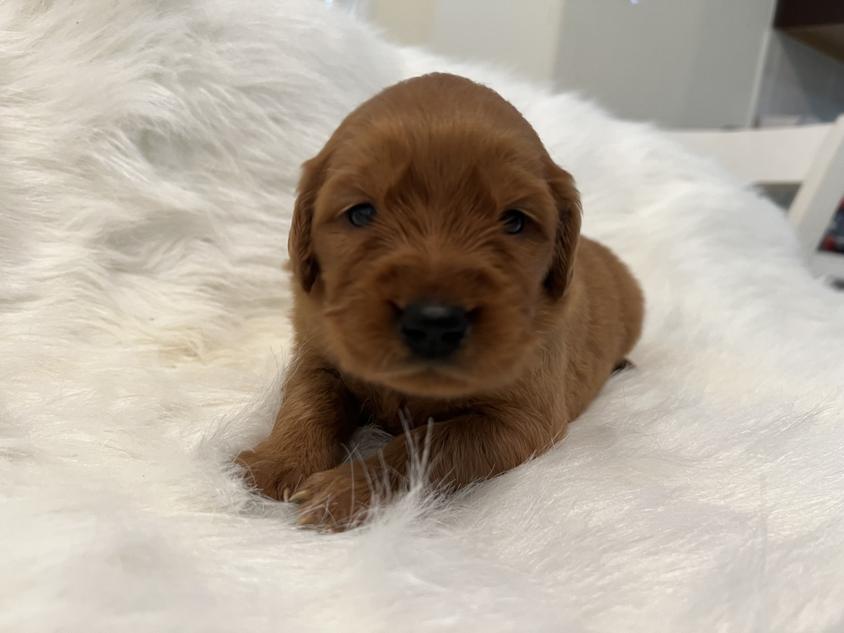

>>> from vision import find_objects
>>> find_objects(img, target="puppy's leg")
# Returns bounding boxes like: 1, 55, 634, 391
293, 406, 560, 530
236, 356, 356, 501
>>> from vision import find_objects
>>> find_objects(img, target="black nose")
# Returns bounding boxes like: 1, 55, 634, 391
398, 302, 469, 359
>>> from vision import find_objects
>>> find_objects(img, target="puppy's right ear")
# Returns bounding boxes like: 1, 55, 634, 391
288, 154, 328, 292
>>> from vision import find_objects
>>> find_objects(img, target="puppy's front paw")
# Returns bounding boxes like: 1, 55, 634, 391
235, 450, 309, 502
291, 462, 382, 531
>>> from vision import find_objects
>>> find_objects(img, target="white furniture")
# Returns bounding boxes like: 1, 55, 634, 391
671, 115, 844, 279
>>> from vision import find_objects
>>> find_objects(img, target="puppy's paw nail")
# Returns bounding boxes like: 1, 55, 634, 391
297, 508, 323, 527
289, 489, 310, 503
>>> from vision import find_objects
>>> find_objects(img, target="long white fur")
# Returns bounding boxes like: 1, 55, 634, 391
1, 2, 843, 631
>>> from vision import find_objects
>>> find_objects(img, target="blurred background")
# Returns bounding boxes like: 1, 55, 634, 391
330, 0, 844, 130
328, 0, 844, 282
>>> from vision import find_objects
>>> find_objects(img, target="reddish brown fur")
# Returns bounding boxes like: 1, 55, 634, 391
237, 73, 644, 530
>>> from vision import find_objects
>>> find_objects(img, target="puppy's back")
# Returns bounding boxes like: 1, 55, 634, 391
580, 238, 643, 356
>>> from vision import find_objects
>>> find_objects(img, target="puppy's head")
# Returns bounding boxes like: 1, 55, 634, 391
289, 73, 580, 398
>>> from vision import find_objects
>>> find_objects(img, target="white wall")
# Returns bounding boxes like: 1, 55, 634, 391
361, 0, 783, 128
553, 0, 777, 128
368, 0, 564, 84
430, 0, 564, 84
366, 0, 437, 47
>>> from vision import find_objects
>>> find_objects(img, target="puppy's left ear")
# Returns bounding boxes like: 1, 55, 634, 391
288, 153, 328, 292
544, 163, 582, 300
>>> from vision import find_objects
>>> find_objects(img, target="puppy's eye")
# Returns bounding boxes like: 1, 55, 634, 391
501, 209, 527, 235
346, 203, 376, 227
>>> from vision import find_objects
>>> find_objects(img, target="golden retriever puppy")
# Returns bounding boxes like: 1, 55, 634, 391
237, 73, 644, 530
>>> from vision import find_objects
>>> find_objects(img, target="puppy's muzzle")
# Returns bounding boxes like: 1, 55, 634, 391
398, 301, 469, 360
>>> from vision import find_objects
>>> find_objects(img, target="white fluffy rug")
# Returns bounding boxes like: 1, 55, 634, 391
2, 2, 843, 631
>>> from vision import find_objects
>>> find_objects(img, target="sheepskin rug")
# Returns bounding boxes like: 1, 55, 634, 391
2, 1, 843, 631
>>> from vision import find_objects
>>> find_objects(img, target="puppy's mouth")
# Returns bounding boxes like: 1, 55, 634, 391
368, 361, 478, 398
